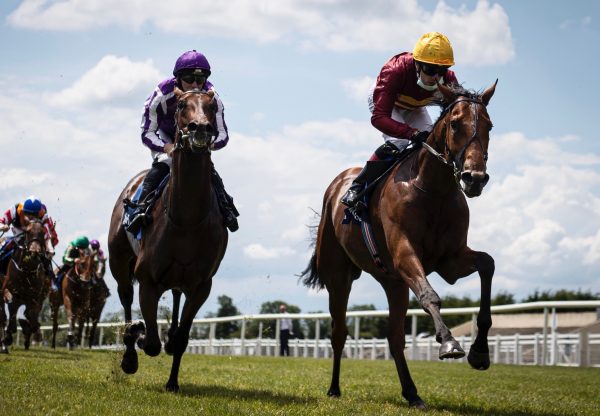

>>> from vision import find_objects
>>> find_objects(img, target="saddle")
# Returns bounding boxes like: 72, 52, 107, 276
342, 142, 421, 272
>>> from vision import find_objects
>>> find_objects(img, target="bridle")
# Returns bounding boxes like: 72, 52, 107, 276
174, 90, 216, 154
10, 220, 46, 274
422, 96, 488, 184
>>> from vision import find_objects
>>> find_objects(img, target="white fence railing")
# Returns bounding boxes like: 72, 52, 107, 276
15, 300, 600, 367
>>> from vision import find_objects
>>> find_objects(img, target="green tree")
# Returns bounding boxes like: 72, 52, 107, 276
215, 295, 241, 339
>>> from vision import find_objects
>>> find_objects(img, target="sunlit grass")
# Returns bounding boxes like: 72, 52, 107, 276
0, 348, 598, 415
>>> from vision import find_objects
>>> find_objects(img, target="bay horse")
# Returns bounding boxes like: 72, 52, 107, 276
49, 249, 95, 349
301, 81, 498, 409
1, 220, 50, 351
108, 88, 228, 391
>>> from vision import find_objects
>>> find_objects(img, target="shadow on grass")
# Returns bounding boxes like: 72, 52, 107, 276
153, 383, 311, 406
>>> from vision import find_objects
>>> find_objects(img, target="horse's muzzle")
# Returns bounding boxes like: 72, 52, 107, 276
461, 170, 489, 198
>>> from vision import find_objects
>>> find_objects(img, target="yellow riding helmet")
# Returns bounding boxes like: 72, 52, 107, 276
412, 32, 455, 66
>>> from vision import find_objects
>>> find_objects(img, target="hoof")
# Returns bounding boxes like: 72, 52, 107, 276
164, 339, 175, 356
327, 387, 341, 397
439, 339, 465, 360
165, 381, 180, 393
409, 399, 426, 410
121, 348, 139, 374
0, 345, 8, 354
143, 340, 161, 357
468, 346, 490, 370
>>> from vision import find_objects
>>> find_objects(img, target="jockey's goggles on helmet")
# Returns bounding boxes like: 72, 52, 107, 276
180, 74, 207, 85
419, 63, 449, 77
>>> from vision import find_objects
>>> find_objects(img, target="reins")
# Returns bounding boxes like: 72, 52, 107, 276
422, 96, 487, 185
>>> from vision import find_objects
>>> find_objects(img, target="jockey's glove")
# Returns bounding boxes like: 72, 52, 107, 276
0, 224, 9, 232
411, 130, 430, 143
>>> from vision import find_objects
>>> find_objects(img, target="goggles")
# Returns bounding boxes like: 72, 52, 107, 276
180, 74, 207, 85
419, 63, 449, 77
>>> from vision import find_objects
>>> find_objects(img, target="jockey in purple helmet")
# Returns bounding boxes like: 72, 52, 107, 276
128, 50, 239, 234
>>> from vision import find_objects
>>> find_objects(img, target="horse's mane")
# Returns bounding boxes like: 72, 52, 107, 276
430, 84, 481, 123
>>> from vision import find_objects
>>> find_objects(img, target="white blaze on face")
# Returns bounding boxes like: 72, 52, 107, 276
28, 240, 42, 254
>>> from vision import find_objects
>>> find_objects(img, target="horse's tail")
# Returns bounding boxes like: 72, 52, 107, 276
300, 250, 325, 290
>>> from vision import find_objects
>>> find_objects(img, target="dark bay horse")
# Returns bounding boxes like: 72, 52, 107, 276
302, 81, 498, 409
49, 250, 95, 349
1, 220, 50, 351
108, 89, 228, 391
84, 258, 110, 348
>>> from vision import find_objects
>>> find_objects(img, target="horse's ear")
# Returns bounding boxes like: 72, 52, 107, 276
481, 79, 498, 106
174, 87, 184, 100
206, 90, 215, 99
437, 80, 455, 102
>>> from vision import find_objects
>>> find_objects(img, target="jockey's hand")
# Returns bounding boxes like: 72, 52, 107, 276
0, 224, 9, 232
74, 258, 81, 264
164, 143, 175, 156
411, 130, 430, 143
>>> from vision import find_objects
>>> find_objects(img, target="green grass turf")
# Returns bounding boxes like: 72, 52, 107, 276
0, 348, 598, 415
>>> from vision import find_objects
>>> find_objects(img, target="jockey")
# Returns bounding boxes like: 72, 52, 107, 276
341, 32, 459, 208
0, 196, 58, 278
127, 50, 239, 234
51, 235, 89, 291
89, 239, 110, 297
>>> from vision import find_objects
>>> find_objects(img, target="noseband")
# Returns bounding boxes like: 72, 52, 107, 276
174, 90, 216, 153
422, 96, 488, 184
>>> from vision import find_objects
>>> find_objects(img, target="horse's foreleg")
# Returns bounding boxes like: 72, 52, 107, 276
137, 283, 162, 357
164, 289, 182, 355
382, 280, 425, 409
166, 278, 212, 393
5, 301, 18, 346
64, 297, 76, 350
394, 248, 463, 360
117, 282, 134, 323
438, 248, 495, 370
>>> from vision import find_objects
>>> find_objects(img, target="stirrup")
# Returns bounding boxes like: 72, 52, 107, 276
341, 189, 360, 208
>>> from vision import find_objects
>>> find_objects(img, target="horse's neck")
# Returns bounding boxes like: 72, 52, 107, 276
415, 146, 457, 195
167, 151, 213, 225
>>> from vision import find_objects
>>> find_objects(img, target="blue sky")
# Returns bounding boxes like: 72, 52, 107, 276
1, 1, 599, 317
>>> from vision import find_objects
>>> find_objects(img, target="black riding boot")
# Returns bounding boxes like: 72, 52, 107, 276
340, 160, 396, 208
126, 161, 170, 234
341, 142, 407, 208
211, 167, 239, 232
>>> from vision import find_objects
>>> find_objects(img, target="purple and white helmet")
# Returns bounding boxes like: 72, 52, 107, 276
90, 239, 100, 250
173, 50, 211, 77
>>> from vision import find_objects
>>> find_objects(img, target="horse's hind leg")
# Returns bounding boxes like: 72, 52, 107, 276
438, 247, 495, 370
382, 280, 425, 409
166, 278, 212, 392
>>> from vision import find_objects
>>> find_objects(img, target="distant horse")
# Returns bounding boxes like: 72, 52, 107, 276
49, 250, 95, 349
1, 220, 50, 351
83, 258, 110, 348
301, 81, 498, 409
108, 89, 228, 391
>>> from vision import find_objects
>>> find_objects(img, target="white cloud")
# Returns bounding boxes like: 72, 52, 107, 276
8, 0, 515, 65
46, 55, 162, 108
341, 76, 375, 103
244, 243, 296, 260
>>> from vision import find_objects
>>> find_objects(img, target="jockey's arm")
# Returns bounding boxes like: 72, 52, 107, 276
209, 92, 229, 151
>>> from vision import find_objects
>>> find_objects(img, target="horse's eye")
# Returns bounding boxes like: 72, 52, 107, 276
450, 120, 459, 131
177, 101, 186, 110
